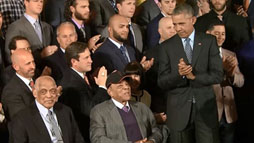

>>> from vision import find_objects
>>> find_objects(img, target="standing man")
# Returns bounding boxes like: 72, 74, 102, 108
60, 42, 109, 142
158, 4, 223, 143
206, 21, 244, 143
10, 76, 84, 143
90, 71, 162, 143
1, 49, 35, 122
5, 0, 56, 66
195, 0, 251, 51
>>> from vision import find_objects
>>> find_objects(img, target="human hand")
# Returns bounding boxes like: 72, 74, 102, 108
178, 58, 192, 76
236, 5, 248, 17
154, 112, 167, 124
41, 45, 58, 57
41, 66, 52, 76
88, 35, 103, 53
140, 56, 154, 71
223, 56, 237, 77
94, 66, 107, 87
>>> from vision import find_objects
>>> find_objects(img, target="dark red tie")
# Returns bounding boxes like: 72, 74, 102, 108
29, 81, 34, 89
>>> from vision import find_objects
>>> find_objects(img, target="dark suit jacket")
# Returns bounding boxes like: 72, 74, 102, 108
248, 0, 254, 36
5, 16, 53, 65
44, 47, 69, 83
135, 0, 160, 30
1, 75, 34, 121
90, 100, 162, 143
69, 19, 92, 43
90, 0, 116, 34
10, 102, 84, 143
92, 38, 136, 73
59, 68, 109, 142
158, 32, 223, 131
146, 13, 164, 50
195, 9, 251, 52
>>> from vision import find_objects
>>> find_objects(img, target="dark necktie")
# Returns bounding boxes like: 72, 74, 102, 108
108, 0, 118, 13
46, 110, 63, 143
80, 27, 86, 41
122, 106, 129, 113
184, 38, 192, 64
120, 45, 129, 63
128, 24, 135, 48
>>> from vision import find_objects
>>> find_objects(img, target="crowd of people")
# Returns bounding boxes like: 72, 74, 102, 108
0, 0, 253, 143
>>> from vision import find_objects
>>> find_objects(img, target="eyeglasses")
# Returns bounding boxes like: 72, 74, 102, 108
39, 88, 57, 95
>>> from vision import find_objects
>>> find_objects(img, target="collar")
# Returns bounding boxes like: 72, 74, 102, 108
111, 98, 130, 111
181, 29, 195, 43
16, 73, 33, 90
161, 12, 167, 17
211, 9, 230, 17
108, 37, 123, 49
71, 18, 84, 29
24, 13, 38, 26
35, 100, 54, 118
60, 47, 65, 53
71, 67, 85, 79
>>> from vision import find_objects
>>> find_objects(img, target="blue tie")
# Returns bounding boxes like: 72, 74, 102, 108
184, 38, 192, 64
120, 45, 129, 63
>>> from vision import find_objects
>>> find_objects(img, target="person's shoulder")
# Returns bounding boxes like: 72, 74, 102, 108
92, 100, 112, 112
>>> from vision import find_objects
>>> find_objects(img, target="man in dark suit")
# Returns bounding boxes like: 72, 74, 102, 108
60, 42, 109, 142
4, 0, 56, 66
44, 22, 78, 83
90, 0, 117, 34
195, 0, 251, 52
93, 14, 153, 73
146, 0, 176, 49
90, 71, 162, 143
10, 76, 84, 143
1, 49, 35, 122
158, 4, 223, 143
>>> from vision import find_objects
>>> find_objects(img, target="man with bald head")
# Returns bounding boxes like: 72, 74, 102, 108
1, 49, 35, 122
44, 22, 78, 82
93, 14, 153, 73
10, 76, 84, 143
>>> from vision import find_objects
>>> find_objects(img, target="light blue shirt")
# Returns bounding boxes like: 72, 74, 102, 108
112, 98, 130, 112
181, 30, 195, 51
24, 13, 38, 29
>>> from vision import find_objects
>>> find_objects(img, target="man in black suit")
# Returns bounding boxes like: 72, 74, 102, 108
195, 0, 251, 52
93, 14, 153, 73
1, 49, 35, 122
60, 42, 109, 142
44, 22, 78, 83
10, 76, 84, 143
146, 0, 176, 49
158, 4, 223, 143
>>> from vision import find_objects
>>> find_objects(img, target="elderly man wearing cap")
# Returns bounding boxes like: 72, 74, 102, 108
90, 71, 162, 143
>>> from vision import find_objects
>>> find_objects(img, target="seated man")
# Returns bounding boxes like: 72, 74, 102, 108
10, 76, 84, 143
90, 71, 162, 143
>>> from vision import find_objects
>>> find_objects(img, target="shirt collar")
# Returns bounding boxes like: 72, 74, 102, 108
24, 13, 38, 26
35, 100, 54, 118
71, 18, 84, 29
108, 37, 123, 49
111, 98, 130, 110
71, 67, 85, 79
60, 47, 65, 53
181, 29, 195, 43
16, 73, 33, 90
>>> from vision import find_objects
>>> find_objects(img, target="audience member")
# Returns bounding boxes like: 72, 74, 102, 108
90, 71, 162, 143
10, 76, 84, 143
0, 0, 25, 36
101, 0, 144, 54
158, 4, 223, 143
195, 0, 251, 52
196, 0, 210, 17
93, 14, 153, 73
134, 0, 160, 31
146, 0, 176, 49
60, 42, 109, 142
44, 22, 77, 83
0, 12, 5, 92
207, 21, 244, 143
90, 0, 118, 34
1, 49, 35, 122
4, 0, 57, 66
124, 61, 151, 107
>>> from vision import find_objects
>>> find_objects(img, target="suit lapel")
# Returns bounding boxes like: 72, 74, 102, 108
107, 39, 128, 64
41, 22, 48, 47
22, 17, 42, 45
54, 103, 69, 142
31, 102, 52, 142
192, 33, 203, 67
174, 35, 189, 64
129, 102, 145, 138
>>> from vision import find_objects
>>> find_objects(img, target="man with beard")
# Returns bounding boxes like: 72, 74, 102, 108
195, 0, 251, 52
93, 14, 153, 73
1, 49, 35, 122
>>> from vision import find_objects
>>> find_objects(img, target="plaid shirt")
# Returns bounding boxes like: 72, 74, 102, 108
0, 0, 25, 36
